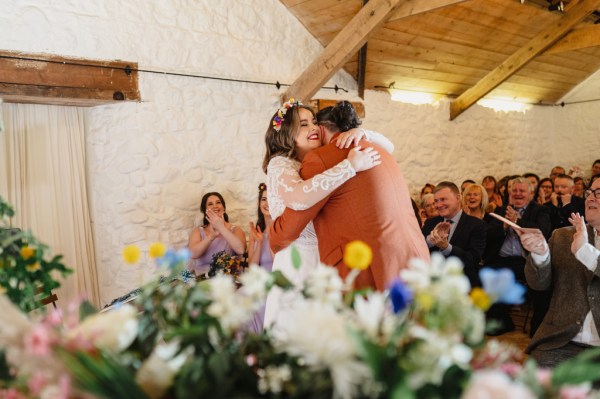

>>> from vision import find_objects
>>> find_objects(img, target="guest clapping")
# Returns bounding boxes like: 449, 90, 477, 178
248, 183, 273, 270
187, 192, 246, 276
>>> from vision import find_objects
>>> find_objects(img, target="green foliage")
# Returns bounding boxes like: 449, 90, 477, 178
0, 196, 72, 312
552, 347, 600, 385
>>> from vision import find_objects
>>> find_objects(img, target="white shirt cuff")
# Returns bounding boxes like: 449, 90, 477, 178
575, 243, 600, 272
442, 244, 452, 256
531, 250, 550, 266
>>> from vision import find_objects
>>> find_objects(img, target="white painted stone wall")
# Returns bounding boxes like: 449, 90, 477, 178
1, 0, 599, 305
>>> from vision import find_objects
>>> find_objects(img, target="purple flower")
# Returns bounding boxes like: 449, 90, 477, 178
389, 279, 413, 313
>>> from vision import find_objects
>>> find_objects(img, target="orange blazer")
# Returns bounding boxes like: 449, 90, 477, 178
269, 138, 430, 290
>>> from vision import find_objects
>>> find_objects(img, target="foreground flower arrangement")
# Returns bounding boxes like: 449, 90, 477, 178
1, 243, 600, 399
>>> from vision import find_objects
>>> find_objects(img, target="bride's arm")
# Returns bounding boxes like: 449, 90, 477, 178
267, 152, 378, 211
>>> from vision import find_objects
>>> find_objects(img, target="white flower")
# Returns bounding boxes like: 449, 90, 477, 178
303, 263, 344, 307
462, 370, 535, 399
402, 253, 470, 294
239, 264, 271, 303
271, 300, 371, 399
136, 340, 194, 399
353, 292, 388, 339
206, 275, 254, 333
67, 304, 138, 352
257, 364, 292, 395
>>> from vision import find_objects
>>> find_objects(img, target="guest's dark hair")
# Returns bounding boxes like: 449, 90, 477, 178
256, 183, 267, 232
482, 175, 498, 193
316, 101, 361, 132
200, 192, 229, 227
555, 173, 573, 182
434, 181, 460, 195
523, 173, 540, 184
535, 177, 554, 203
591, 174, 600, 186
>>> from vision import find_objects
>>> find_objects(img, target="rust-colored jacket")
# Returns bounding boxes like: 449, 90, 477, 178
269, 137, 430, 290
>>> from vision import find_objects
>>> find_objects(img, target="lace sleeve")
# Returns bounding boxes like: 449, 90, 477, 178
266, 156, 356, 212
363, 129, 394, 154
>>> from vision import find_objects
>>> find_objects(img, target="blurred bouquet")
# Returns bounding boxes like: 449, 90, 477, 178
207, 250, 244, 279
1, 240, 600, 399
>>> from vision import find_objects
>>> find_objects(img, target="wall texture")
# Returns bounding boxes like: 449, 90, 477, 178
1, 0, 599, 305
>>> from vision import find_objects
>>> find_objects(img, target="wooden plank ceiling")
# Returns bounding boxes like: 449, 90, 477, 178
281, 0, 600, 115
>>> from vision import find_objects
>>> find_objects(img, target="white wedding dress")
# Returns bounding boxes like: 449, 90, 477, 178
263, 131, 394, 328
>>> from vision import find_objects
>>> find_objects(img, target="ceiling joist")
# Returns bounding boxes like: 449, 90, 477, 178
0, 51, 140, 106
282, 0, 468, 103
449, 0, 600, 120
546, 24, 600, 54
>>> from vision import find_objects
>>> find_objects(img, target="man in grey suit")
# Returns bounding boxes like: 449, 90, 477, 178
519, 177, 600, 367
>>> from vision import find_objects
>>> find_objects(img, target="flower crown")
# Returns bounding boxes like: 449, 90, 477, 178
272, 98, 303, 132
258, 183, 267, 192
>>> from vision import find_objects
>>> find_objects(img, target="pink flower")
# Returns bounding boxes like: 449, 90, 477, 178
0, 388, 26, 399
499, 362, 522, 378
44, 308, 63, 327
463, 370, 535, 399
536, 369, 552, 388
559, 385, 590, 399
24, 324, 52, 357
27, 371, 48, 396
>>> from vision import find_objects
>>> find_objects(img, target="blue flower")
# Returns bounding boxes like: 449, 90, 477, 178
389, 279, 413, 313
176, 248, 191, 263
479, 268, 526, 305
157, 249, 179, 268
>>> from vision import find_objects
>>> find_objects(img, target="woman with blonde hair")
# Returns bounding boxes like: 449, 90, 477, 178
462, 184, 489, 220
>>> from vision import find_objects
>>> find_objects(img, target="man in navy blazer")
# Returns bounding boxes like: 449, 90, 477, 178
422, 181, 487, 288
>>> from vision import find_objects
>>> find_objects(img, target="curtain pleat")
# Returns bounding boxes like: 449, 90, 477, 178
0, 103, 100, 308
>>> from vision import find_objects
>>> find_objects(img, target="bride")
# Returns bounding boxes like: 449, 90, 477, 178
261, 99, 393, 327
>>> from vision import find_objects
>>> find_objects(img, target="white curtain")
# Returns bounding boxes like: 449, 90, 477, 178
0, 102, 100, 308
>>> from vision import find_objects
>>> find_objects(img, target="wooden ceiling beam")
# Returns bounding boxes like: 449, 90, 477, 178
282, 0, 468, 103
0, 51, 140, 106
449, 0, 600, 120
545, 24, 600, 54
282, 0, 405, 103
387, 0, 469, 22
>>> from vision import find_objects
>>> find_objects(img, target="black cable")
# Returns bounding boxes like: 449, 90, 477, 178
0, 54, 348, 93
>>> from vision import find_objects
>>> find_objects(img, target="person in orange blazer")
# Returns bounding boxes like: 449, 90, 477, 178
269, 119, 430, 291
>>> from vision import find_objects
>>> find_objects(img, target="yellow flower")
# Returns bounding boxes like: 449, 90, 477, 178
26, 262, 41, 272
470, 288, 492, 311
20, 246, 35, 260
149, 242, 167, 259
0, 286, 5, 294
415, 292, 434, 312
343, 240, 372, 270
123, 245, 141, 264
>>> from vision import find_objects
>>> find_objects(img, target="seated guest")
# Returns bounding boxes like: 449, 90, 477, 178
484, 176, 551, 335
482, 175, 503, 212
248, 183, 274, 334
549, 165, 566, 181
545, 174, 586, 231
420, 183, 435, 199
462, 183, 489, 220
460, 179, 475, 193
592, 160, 600, 178
536, 177, 554, 205
521, 179, 600, 367
420, 193, 438, 225
188, 192, 246, 276
574, 176, 585, 198
523, 172, 540, 194
422, 181, 486, 288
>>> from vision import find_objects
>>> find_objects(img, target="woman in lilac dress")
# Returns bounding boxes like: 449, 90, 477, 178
187, 192, 246, 277
247, 183, 273, 333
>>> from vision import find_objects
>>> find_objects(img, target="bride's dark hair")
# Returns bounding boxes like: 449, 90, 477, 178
316, 100, 362, 132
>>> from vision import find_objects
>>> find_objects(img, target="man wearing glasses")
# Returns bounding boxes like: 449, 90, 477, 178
518, 179, 600, 366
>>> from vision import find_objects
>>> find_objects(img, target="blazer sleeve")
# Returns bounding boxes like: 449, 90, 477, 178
449, 219, 487, 270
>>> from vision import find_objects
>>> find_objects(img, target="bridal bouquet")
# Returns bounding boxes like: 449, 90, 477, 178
1, 241, 600, 399
207, 250, 245, 279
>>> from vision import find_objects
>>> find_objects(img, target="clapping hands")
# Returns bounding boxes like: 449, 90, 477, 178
568, 212, 587, 255
206, 209, 226, 236
429, 221, 451, 250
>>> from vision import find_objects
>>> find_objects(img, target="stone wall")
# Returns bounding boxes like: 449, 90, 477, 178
1, 1, 599, 305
